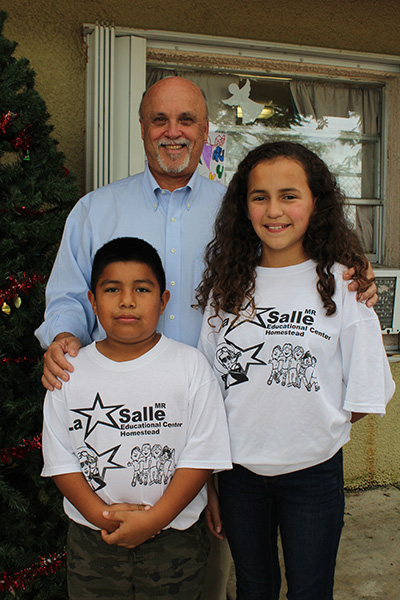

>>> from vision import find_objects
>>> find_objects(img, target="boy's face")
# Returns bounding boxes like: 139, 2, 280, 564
88, 261, 169, 359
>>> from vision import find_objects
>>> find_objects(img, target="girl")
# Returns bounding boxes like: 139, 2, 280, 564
196, 141, 394, 600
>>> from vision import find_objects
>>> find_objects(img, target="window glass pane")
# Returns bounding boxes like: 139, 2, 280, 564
345, 205, 376, 254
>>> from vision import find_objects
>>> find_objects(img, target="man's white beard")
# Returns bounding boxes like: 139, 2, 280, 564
155, 139, 191, 174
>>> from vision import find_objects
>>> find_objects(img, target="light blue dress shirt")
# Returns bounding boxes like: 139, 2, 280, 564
35, 166, 225, 349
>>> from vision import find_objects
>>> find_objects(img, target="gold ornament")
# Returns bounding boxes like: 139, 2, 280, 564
2, 302, 11, 315
14, 296, 22, 308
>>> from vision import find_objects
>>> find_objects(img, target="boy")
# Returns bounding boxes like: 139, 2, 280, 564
41, 237, 232, 599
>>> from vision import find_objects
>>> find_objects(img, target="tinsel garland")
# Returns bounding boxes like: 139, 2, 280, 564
0, 112, 31, 159
0, 110, 16, 134
0, 434, 42, 464
10, 125, 31, 153
0, 273, 46, 305
0, 206, 55, 216
1, 356, 40, 365
0, 551, 66, 592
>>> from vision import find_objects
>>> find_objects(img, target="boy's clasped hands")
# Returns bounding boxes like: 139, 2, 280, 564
101, 502, 161, 548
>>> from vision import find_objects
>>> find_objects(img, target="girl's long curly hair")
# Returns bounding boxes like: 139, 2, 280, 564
196, 141, 370, 321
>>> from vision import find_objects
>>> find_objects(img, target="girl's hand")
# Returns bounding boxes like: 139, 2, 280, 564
206, 479, 225, 540
351, 412, 367, 423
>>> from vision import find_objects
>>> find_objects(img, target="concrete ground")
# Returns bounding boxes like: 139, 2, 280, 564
227, 486, 400, 599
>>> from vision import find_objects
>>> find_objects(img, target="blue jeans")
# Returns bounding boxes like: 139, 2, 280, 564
218, 450, 344, 600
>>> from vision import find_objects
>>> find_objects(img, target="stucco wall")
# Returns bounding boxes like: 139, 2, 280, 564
3, 0, 400, 487
344, 362, 400, 488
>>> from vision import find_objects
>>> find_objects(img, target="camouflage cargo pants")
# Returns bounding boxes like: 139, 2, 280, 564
67, 515, 209, 599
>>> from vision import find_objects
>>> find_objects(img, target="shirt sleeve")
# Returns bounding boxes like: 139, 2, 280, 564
41, 388, 81, 477
176, 352, 232, 471
197, 303, 220, 366
35, 198, 97, 349
340, 293, 395, 415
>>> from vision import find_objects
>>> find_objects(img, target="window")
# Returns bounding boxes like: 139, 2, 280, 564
84, 24, 400, 264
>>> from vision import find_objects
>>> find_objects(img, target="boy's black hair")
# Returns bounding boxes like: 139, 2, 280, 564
90, 237, 166, 295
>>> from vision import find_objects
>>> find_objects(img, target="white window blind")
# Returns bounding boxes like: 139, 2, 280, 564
85, 24, 146, 192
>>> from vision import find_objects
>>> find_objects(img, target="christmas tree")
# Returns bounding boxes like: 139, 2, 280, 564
0, 11, 79, 598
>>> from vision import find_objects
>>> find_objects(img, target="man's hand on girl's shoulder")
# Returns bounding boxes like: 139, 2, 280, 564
342, 263, 377, 308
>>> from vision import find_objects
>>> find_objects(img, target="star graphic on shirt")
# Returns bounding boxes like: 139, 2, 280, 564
215, 339, 266, 389
86, 443, 125, 479
224, 303, 275, 335
212, 304, 276, 389
72, 393, 124, 439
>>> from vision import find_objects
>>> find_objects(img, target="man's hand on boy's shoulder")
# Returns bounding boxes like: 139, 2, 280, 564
343, 262, 377, 307
42, 332, 82, 391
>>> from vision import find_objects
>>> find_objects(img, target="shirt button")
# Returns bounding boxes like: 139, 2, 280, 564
170, 315, 175, 320
171, 248, 176, 253
171, 281, 175, 286
161, 190, 166, 194
171, 217, 175, 222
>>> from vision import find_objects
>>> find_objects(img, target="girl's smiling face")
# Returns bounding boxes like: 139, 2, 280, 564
247, 157, 315, 268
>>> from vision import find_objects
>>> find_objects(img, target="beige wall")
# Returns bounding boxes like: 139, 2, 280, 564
344, 362, 400, 488
3, 0, 400, 487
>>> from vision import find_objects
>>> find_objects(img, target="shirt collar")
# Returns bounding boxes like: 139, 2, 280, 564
144, 163, 198, 212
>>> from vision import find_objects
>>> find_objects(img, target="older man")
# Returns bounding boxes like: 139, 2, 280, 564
36, 76, 376, 599
36, 77, 225, 378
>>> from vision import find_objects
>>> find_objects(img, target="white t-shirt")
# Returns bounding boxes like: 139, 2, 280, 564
42, 335, 232, 530
198, 260, 394, 476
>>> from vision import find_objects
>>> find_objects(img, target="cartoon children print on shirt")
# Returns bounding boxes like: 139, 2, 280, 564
159, 445, 175, 485
215, 345, 249, 389
267, 344, 320, 392
149, 444, 163, 485
127, 445, 142, 487
267, 345, 283, 385
296, 351, 320, 392
78, 446, 106, 491
128, 443, 176, 487
214, 338, 266, 390
279, 343, 293, 387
